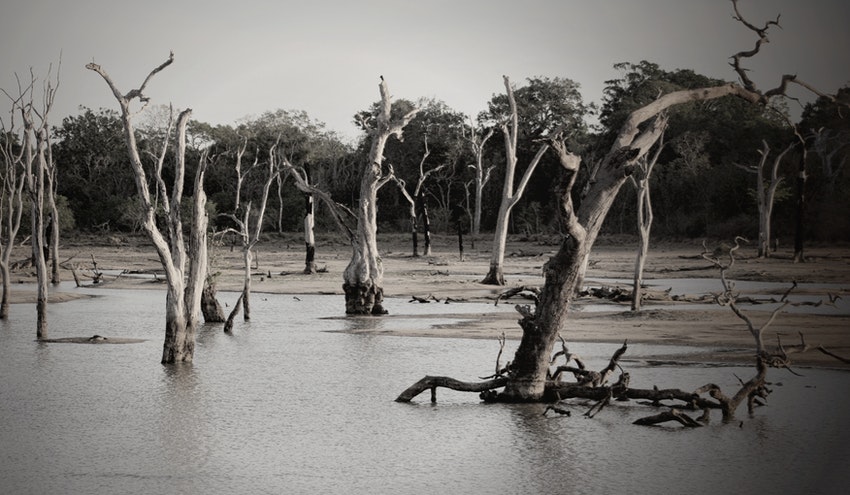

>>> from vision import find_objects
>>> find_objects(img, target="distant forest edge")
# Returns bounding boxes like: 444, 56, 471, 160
14, 61, 850, 242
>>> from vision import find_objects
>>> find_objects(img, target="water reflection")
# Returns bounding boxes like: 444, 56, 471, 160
0, 288, 848, 494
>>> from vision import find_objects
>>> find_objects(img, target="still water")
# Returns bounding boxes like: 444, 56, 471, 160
1, 285, 849, 494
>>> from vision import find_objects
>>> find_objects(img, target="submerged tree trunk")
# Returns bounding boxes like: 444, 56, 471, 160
343, 77, 418, 314
201, 279, 225, 323
88, 53, 210, 363
242, 246, 252, 321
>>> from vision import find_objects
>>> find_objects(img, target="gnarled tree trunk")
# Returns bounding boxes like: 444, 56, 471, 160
343, 78, 418, 314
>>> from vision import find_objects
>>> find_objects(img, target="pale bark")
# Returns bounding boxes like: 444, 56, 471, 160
482, 76, 552, 286
399, 2, 837, 406
87, 53, 209, 363
225, 144, 277, 323
344, 78, 418, 314
737, 140, 794, 258
15, 68, 58, 340
392, 138, 443, 257
630, 124, 666, 311
0, 98, 28, 319
462, 117, 495, 236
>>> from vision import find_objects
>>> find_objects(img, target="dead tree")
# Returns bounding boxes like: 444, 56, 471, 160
392, 137, 445, 257
275, 147, 356, 273
10, 66, 59, 339
736, 140, 794, 258
345, 77, 418, 314
0, 87, 29, 319
87, 53, 210, 363
629, 119, 666, 311
398, 0, 842, 404
481, 76, 553, 286
462, 117, 495, 236
222, 137, 278, 322
401, 240, 800, 425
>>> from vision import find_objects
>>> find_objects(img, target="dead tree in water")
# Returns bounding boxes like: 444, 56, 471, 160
11, 65, 59, 339
345, 77, 418, 314
398, 0, 844, 406
222, 137, 278, 323
88, 53, 210, 363
0, 84, 30, 319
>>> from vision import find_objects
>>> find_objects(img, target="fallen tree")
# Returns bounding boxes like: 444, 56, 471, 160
397, 1, 846, 423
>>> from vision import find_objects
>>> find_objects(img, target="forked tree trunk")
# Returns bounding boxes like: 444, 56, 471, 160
631, 128, 664, 311
343, 78, 418, 314
22, 112, 52, 340
482, 76, 550, 286
632, 180, 652, 311
740, 140, 792, 258
88, 53, 210, 363
463, 118, 494, 236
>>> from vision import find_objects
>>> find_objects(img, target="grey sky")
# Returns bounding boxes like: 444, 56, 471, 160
2, 0, 848, 141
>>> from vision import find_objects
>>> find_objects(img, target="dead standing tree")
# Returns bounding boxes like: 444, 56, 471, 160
345, 78, 418, 314
629, 119, 666, 311
87, 53, 210, 363
398, 0, 841, 405
392, 137, 445, 257
736, 139, 794, 258
275, 151, 357, 272
0, 87, 29, 319
14, 66, 59, 340
221, 136, 278, 323
481, 76, 553, 286
462, 116, 495, 236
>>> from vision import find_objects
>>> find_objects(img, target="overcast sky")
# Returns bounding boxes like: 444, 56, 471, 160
2, 0, 848, 142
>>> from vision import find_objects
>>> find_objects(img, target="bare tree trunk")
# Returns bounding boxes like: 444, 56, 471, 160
46, 152, 60, 284
19, 76, 57, 340
88, 53, 210, 363
501, 87, 753, 400
304, 191, 317, 274
739, 140, 793, 258
482, 76, 550, 286
630, 127, 665, 311
417, 190, 433, 256
463, 118, 494, 236
792, 129, 808, 263
0, 102, 27, 320
201, 279, 225, 322
344, 77, 418, 314
631, 182, 651, 311
242, 245, 252, 321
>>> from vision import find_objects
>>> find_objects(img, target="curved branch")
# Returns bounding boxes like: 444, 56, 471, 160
395, 376, 508, 402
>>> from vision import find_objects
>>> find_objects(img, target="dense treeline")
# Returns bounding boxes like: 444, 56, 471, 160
48, 61, 849, 242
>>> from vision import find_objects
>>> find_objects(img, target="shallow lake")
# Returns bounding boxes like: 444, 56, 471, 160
1, 285, 848, 494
